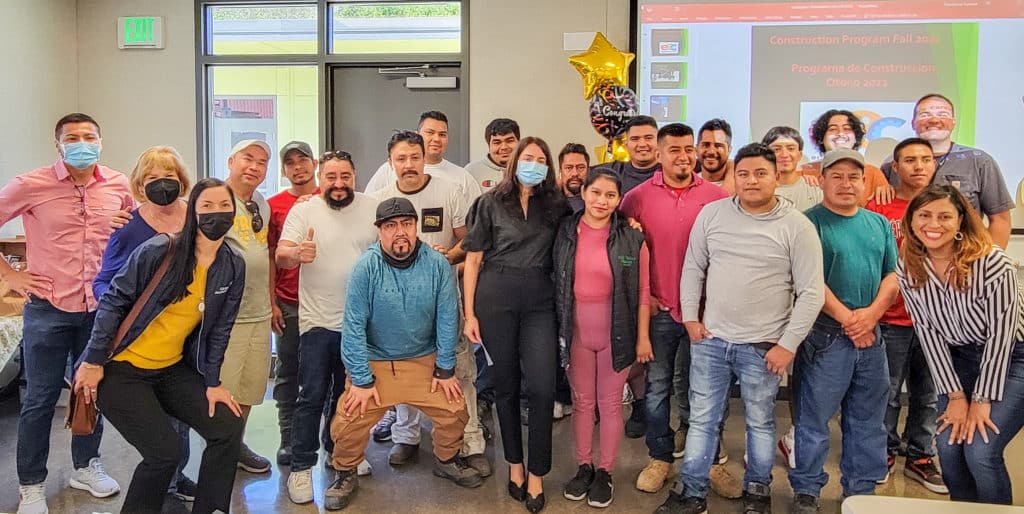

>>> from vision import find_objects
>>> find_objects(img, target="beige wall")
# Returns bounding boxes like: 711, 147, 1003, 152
467, 0, 631, 159
0, 0, 78, 237
76, 0, 197, 177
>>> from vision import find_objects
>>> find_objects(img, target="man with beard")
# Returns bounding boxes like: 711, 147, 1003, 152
276, 151, 378, 506
559, 143, 590, 213
324, 197, 482, 510
267, 141, 320, 466
800, 109, 890, 205
878, 94, 1013, 248
595, 116, 662, 195
364, 111, 482, 207
697, 119, 734, 194
371, 131, 491, 478
466, 118, 520, 192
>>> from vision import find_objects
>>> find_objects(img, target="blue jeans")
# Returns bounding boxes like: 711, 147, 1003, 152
166, 419, 191, 493
789, 321, 889, 498
880, 323, 937, 459
290, 327, 345, 472
675, 338, 782, 498
645, 311, 690, 462
474, 343, 494, 405
17, 300, 103, 485
935, 343, 1024, 504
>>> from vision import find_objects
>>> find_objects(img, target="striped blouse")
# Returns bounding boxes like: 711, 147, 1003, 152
897, 248, 1024, 401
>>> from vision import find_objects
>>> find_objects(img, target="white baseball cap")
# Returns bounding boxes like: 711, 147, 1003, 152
229, 139, 272, 158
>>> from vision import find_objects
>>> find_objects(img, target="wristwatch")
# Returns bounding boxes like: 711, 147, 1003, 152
971, 394, 991, 404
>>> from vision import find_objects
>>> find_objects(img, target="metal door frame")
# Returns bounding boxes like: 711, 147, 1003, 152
194, 0, 470, 177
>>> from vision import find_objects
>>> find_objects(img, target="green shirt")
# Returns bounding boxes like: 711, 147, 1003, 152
804, 204, 896, 310
225, 191, 271, 322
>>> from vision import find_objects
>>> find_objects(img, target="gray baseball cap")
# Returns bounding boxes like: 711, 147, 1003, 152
280, 141, 314, 161
821, 148, 865, 171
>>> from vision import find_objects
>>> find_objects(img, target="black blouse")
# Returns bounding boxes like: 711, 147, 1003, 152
463, 192, 568, 271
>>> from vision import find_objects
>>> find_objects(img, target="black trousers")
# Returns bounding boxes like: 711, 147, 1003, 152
97, 360, 244, 514
475, 265, 557, 476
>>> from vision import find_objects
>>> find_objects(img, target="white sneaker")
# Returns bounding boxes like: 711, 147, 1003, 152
287, 469, 314, 504
69, 458, 120, 498
17, 484, 49, 514
778, 426, 796, 470
357, 459, 373, 476
553, 402, 573, 420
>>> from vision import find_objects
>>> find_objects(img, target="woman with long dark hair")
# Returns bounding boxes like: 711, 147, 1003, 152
463, 137, 568, 513
897, 184, 1024, 504
73, 178, 247, 514
553, 168, 651, 508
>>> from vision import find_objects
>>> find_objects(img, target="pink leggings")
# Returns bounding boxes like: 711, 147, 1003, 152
568, 333, 631, 471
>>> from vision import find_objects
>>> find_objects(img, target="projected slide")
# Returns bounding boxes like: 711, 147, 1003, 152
637, 0, 1024, 199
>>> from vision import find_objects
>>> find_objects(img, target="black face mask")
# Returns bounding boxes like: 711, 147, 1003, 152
197, 212, 235, 240
382, 239, 421, 269
144, 178, 181, 206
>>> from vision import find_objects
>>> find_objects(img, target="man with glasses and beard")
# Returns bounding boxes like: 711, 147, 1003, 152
276, 150, 379, 506
222, 139, 277, 473
559, 143, 589, 213
370, 131, 491, 478
323, 197, 482, 510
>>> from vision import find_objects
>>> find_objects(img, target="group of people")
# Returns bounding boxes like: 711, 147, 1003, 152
2, 91, 1022, 514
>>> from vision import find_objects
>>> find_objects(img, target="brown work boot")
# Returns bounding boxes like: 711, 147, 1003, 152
324, 470, 357, 511
709, 463, 742, 499
635, 459, 673, 493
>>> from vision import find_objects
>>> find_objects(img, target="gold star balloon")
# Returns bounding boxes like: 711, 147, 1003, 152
569, 32, 635, 100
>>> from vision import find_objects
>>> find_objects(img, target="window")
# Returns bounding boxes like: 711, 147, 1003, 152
329, 2, 461, 54
207, 65, 319, 197
207, 4, 317, 55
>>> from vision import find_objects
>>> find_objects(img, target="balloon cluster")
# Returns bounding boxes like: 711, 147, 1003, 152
569, 33, 638, 164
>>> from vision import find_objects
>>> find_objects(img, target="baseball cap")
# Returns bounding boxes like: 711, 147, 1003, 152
280, 141, 313, 161
821, 148, 865, 171
229, 139, 272, 159
374, 197, 418, 226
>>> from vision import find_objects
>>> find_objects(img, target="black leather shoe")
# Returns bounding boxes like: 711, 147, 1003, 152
508, 479, 526, 501
525, 492, 546, 513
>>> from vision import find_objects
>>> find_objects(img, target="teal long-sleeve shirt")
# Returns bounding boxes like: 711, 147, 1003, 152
342, 241, 459, 387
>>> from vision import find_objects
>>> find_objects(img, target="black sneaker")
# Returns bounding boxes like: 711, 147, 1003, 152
625, 399, 646, 439
161, 494, 191, 514
276, 445, 292, 466
433, 456, 484, 488
563, 463, 595, 501
324, 470, 358, 511
171, 476, 197, 502
654, 491, 707, 514
237, 443, 271, 473
790, 493, 818, 514
372, 408, 397, 442
877, 454, 895, 484
587, 468, 613, 508
741, 490, 771, 513
904, 457, 949, 494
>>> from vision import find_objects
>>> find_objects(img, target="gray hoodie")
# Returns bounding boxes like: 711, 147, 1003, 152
681, 196, 824, 352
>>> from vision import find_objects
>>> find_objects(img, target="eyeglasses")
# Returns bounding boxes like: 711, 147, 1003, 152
320, 150, 352, 162
245, 200, 264, 233
916, 111, 953, 120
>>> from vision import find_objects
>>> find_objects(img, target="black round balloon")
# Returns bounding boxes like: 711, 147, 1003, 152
589, 84, 640, 139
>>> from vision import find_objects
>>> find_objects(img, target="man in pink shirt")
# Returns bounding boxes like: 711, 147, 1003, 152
0, 113, 133, 514
620, 123, 729, 495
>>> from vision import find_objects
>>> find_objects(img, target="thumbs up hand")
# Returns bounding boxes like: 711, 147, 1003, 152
298, 228, 317, 264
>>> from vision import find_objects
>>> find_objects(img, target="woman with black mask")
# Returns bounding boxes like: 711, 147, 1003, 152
73, 178, 246, 514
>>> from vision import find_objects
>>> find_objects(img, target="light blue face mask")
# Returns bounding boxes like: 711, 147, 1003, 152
515, 161, 548, 186
61, 141, 102, 169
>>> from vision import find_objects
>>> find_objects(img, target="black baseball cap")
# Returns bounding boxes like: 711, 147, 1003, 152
374, 197, 418, 226
280, 141, 314, 161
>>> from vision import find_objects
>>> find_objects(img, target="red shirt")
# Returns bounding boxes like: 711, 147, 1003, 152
866, 197, 912, 326
268, 189, 319, 303
620, 172, 728, 323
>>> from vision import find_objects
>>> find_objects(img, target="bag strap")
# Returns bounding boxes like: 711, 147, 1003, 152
105, 234, 177, 359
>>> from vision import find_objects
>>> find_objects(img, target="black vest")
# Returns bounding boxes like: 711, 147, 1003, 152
552, 211, 645, 372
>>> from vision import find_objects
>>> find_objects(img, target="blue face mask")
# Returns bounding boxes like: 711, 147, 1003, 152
515, 161, 548, 186
61, 142, 102, 169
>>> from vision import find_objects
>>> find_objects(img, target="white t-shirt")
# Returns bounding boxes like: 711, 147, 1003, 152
364, 158, 483, 207
776, 180, 823, 212
370, 175, 466, 250
279, 193, 378, 335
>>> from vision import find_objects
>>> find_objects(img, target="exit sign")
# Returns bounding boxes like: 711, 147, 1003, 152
117, 16, 164, 49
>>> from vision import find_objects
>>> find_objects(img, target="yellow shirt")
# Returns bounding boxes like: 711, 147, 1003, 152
114, 265, 208, 369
